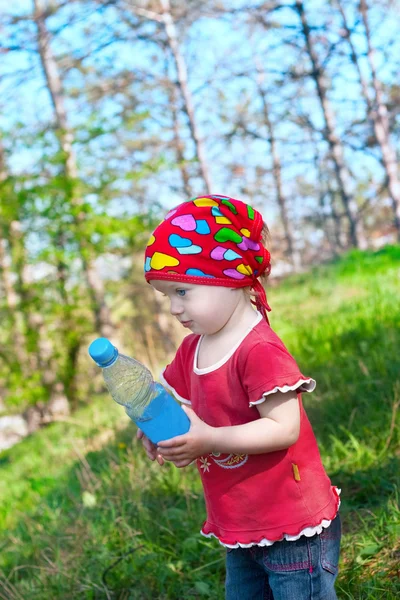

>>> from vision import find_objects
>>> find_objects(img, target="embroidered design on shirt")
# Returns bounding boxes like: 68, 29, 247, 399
198, 452, 249, 471
199, 456, 211, 472
213, 453, 248, 469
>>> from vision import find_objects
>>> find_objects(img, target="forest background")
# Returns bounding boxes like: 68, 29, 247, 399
0, 0, 399, 598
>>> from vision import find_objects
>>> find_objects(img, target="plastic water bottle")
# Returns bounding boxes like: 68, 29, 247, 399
88, 337, 190, 444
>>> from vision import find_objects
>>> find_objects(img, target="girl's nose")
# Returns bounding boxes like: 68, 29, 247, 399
170, 299, 184, 316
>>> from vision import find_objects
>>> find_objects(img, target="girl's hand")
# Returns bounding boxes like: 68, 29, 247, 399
136, 429, 165, 466
156, 406, 215, 468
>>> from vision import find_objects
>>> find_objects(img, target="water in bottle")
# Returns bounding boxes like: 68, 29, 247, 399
88, 337, 190, 444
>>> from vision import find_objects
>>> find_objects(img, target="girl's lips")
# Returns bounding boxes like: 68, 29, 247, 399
181, 320, 192, 328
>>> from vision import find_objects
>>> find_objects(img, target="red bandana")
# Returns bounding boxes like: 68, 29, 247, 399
144, 195, 272, 321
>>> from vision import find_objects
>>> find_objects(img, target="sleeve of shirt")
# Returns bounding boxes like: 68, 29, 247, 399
243, 341, 316, 406
159, 338, 192, 405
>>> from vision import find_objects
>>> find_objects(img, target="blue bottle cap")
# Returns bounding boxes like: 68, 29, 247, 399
88, 338, 118, 367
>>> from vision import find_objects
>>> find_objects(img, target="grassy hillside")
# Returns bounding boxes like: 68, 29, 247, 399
1, 246, 399, 599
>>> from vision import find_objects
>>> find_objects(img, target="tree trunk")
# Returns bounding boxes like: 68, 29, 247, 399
0, 143, 52, 394
0, 238, 28, 369
255, 67, 300, 269
33, 0, 113, 339
160, 0, 213, 194
335, 1, 372, 110
308, 135, 342, 257
295, 0, 363, 248
170, 79, 193, 198
358, 0, 400, 239
0, 150, 21, 340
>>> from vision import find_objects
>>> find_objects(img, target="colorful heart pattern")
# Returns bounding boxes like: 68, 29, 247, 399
144, 195, 269, 282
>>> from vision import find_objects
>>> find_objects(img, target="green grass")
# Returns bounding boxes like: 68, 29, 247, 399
1, 246, 399, 599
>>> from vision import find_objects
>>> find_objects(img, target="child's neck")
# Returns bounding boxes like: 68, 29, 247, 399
208, 300, 257, 341
197, 300, 258, 369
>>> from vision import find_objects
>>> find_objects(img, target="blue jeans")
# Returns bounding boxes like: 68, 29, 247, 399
225, 513, 341, 600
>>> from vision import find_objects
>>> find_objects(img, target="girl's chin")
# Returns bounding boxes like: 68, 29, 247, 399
183, 322, 204, 334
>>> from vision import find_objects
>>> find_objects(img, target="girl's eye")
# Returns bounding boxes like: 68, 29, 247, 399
176, 289, 186, 297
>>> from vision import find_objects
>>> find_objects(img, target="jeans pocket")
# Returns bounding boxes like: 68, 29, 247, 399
263, 537, 313, 572
320, 513, 341, 575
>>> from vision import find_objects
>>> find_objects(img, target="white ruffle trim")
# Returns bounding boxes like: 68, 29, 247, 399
249, 378, 316, 406
201, 489, 341, 549
159, 370, 192, 405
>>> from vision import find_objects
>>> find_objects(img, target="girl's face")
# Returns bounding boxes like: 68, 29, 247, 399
149, 280, 247, 336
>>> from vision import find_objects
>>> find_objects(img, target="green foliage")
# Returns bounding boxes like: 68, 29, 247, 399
0, 247, 399, 598
0, 123, 160, 413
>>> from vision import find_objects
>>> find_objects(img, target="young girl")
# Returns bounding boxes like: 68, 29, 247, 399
139, 194, 341, 600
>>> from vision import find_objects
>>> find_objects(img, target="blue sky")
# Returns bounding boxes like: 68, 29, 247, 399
1, 0, 398, 225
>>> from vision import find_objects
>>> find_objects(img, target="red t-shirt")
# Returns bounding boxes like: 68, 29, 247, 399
161, 313, 339, 547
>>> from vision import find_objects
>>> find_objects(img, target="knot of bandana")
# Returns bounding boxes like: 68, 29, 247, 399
144, 195, 272, 321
